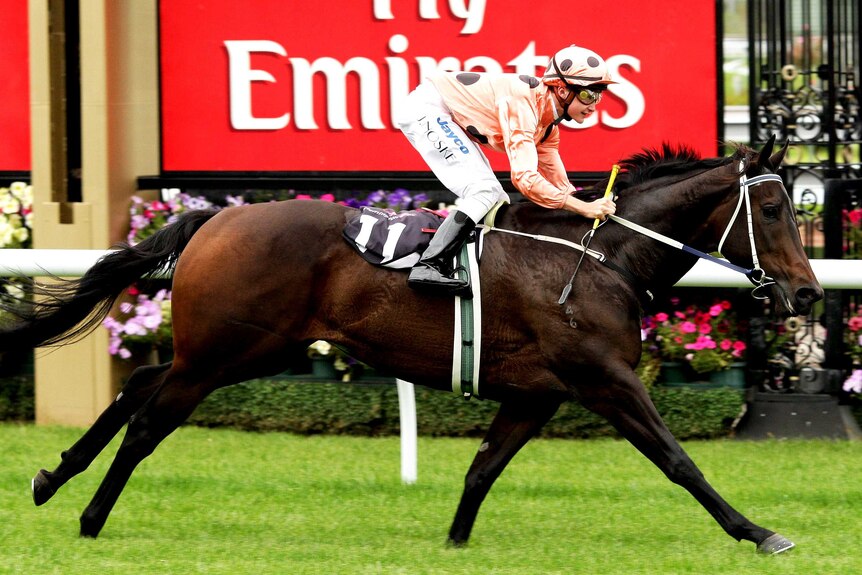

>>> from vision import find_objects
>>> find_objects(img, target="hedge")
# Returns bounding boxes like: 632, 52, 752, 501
185, 378, 747, 440
0, 375, 34, 421
0, 373, 749, 440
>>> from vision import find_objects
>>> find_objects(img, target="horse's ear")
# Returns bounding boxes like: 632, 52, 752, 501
768, 140, 789, 170
758, 134, 776, 161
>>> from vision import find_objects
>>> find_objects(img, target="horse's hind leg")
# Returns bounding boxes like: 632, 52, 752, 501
448, 398, 560, 546
77, 367, 214, 538
581, 367, 793, 554
32, 362, 171, 506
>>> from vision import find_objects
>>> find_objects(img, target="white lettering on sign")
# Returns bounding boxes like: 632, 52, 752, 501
225, 40, 290, 130
603, 55, 645, 129
373, 0, 487, 35
291, 57, 385, 130
225, 37, 644, 131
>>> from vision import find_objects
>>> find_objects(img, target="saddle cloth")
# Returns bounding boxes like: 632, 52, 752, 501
342, 206, 444, 269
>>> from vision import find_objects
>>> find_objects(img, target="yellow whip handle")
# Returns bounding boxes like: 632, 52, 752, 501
593, 164, 620, 230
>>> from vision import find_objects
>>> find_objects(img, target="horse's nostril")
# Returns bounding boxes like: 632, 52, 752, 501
795, 286, 823, 307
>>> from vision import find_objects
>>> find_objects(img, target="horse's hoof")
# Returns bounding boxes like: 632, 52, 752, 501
79, 515, 103, 539
446, 537, 468, 549
756, 533, 795, 555
31, 469, 56, 506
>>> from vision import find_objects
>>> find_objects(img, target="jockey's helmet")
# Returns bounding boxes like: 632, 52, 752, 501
542, 45, 615, 89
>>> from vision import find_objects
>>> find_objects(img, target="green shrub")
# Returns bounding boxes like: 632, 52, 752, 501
186, 378, 744, 440
0, 370, 745, 439
0, 375, 34, 421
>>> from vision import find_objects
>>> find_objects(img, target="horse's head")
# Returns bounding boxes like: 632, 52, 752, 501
714, 135, 823, 317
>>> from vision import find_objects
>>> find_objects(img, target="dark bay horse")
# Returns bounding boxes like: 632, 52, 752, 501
3, 136, 821, 553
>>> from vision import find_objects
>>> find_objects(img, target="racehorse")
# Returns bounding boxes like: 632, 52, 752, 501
2, 136, 821, 554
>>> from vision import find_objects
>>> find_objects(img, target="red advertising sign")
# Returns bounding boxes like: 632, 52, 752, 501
0, 0, 31, 172
159, 0, 718, 174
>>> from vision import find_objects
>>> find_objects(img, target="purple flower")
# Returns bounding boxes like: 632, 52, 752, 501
102, 290, 173, 359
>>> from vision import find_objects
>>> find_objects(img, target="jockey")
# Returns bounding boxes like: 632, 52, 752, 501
396, 45, 619, 297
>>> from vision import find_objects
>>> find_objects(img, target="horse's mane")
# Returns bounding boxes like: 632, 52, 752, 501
584, 142, 755, 197
619, 143, 726, 185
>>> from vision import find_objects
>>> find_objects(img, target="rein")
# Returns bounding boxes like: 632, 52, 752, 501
610, 167, 784, 298
484, 164, 786, 304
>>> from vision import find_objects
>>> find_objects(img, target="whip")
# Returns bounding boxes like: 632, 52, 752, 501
558, 164, 620, 305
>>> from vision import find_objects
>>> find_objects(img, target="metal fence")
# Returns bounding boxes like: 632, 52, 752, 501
748, 0, 861, 391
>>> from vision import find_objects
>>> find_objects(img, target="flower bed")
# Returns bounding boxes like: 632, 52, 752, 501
642, 298, 747, 381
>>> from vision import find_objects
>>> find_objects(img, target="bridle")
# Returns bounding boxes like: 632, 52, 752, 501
605, 158, 786, 301
716, 159, 786, 299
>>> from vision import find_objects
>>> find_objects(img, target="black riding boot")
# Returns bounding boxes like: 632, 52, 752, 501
407, 210, 476, 297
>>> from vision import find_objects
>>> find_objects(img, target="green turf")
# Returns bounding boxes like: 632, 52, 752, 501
1, 424, 860, 574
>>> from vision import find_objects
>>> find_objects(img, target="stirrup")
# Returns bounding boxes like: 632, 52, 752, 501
407, 266, 472, 298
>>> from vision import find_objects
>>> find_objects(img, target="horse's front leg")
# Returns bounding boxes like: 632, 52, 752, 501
579, 364, 794, 554
448, 398, 561, 546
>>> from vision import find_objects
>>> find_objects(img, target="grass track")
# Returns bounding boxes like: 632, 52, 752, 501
1, 424, 860, 574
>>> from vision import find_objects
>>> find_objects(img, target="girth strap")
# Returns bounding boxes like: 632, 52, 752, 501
452, 238, 482, 398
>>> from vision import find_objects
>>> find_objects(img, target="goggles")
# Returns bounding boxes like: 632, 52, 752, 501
574, 88, 603, 105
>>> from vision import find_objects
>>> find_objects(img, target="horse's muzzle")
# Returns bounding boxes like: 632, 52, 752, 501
773, 281, 823, 318
792, 283, 824, 316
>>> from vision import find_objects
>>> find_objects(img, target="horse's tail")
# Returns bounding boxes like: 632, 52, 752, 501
0, 208, 220, 351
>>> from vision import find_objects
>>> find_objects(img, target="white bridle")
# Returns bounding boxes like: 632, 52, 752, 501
716, 160, 787, 300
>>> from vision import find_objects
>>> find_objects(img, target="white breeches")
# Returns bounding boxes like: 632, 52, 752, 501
395, 82, 509, 223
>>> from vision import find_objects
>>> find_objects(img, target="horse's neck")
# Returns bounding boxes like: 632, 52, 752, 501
499, 166, 737, 289
604, 168, 739, 287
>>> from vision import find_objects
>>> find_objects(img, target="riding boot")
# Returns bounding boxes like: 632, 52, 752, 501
408, 210, 476, 297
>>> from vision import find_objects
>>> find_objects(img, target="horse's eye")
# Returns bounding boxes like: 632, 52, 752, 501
762, 205, 780, 220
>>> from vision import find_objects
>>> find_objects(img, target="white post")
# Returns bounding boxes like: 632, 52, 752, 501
395, 379, 417, 484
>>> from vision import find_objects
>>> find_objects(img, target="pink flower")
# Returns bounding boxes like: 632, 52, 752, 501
848, 316, 862, 332
655, 312, 669, 322
685, 336, 716, 351
709, 304, 723, 317
843, 369, 862, 394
